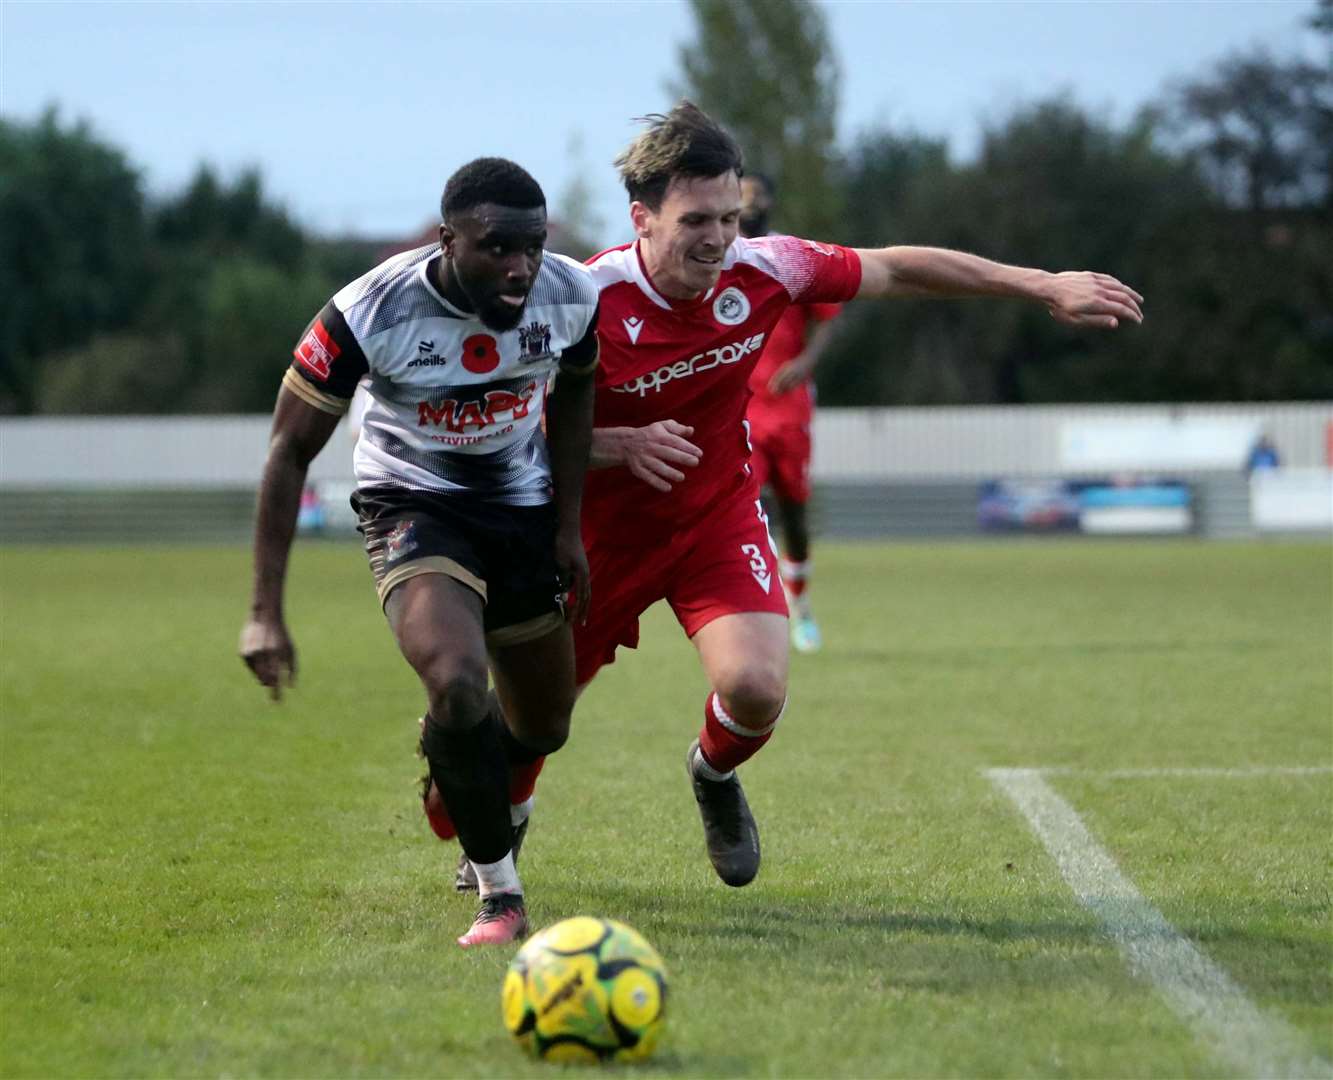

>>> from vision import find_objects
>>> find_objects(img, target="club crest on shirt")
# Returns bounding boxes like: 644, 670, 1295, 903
712, 287, 751, 327
384, 520, 419, 562
517, 320, 554, 363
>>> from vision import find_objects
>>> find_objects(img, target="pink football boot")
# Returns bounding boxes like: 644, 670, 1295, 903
456, 893, 529, 948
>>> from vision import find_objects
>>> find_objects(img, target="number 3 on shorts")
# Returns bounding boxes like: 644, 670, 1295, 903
740, 542, 773, 593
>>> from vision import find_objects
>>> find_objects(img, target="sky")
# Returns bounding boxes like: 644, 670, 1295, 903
1, 1, 1323, 244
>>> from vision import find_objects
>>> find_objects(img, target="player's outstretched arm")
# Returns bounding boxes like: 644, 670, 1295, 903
240, 386, 341, 700
589, 420, 702, 493
854, 246, 1144, 329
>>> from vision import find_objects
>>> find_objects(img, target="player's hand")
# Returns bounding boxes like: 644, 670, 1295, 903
1044, 271, 1144, 329
625, 420, 702, 493
554, 528, 591, 625
239, 615, 297, 701
768, 354, 815, 396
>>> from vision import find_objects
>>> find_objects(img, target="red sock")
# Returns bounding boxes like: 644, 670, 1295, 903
508, 756, 545, 806
423, 780, 457, 840
697, 692, 783, 774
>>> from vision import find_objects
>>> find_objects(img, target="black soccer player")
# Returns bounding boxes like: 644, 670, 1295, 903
240, 158, 600, 947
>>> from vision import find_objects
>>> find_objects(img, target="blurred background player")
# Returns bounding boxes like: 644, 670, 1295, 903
239, 158, 599, 947
739, 172, 842, 653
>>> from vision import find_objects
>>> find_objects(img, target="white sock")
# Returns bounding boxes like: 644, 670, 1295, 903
472, 852, 522, 898
691, 742, 734, 782
510, 796, 534, 828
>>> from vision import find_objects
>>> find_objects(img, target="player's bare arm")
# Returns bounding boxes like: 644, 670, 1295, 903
588, 420, 702, 493
240, 386, 341, 700
546, 355, 597, 624
854, 246, 1144, 329
768, 318, 840, 396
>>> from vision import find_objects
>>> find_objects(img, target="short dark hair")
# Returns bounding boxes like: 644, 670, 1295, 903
615, 101, 744, 211
441, 157, 545, 221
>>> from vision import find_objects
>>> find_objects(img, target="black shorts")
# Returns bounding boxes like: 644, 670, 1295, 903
351, 486, 565, 646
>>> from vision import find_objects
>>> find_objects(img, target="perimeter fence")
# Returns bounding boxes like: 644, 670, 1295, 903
2, 403, 1329, 543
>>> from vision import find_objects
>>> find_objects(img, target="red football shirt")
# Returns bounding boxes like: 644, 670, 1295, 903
584, 235, 861, 541
746, 300, 843, 430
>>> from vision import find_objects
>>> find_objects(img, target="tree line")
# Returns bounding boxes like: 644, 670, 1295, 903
1, 0, 1328, 414
0, 112, 379, 416
679, 0, 1331, 405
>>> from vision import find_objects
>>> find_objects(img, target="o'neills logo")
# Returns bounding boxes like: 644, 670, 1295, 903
610, 333, 765, 397
712, 286, 750, 326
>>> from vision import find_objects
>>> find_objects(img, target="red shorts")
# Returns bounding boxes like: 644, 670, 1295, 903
748, 420, 812, 505
574, 486, 788, 685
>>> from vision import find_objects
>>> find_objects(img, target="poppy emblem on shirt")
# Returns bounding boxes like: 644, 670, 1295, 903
460, 334, 501, 374
712, 287, 751, 327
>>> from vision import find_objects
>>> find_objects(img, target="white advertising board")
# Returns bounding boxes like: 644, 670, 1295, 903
1250, 469, 1333, 532
1060, 418, 1262, 471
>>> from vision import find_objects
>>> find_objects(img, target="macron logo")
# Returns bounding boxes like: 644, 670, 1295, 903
622, 316, 644, 345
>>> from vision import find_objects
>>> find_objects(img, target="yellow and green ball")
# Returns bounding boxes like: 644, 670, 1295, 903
502, 917, 667, 1063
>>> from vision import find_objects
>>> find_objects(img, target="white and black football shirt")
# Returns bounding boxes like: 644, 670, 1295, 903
285, 244, 599, 506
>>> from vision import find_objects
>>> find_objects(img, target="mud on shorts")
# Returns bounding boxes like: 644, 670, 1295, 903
351, 486, 565, 647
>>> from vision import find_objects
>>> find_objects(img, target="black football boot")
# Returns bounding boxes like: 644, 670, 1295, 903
686, 738, 760, 886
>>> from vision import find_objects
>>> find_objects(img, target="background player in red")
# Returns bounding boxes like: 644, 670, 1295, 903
739, 171, 841, 654
445, 103, 1142, 894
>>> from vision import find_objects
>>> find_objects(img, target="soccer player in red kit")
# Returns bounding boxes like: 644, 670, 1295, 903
739, 172, 841, 654
449, 102, 1143, 892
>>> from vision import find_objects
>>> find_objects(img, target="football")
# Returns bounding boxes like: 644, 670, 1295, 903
501, 916, 667, 1063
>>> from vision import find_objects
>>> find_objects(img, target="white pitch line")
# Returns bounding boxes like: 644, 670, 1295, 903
986, 767, 1333, 1080
1040, 766, 1333, 780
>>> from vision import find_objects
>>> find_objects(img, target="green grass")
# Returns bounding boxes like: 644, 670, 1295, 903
2, 539, 1329, 1077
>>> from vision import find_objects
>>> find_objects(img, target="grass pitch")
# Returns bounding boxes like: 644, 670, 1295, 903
2, 538, 1329, 1077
